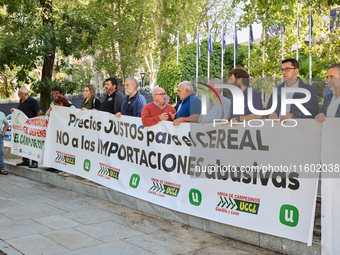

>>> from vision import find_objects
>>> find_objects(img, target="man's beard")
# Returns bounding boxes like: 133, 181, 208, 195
125, 89, 134, 96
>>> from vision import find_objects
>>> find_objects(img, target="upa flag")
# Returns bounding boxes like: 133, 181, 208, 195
267, 22, 285, 38
249, 24, 254, 50
330, 10, 340, 33
309, 15, 313, 36
197, 31, 201, 57
222, 27, 227, 54
234, 24, 238, 51
267, 21, 281, 37
208, 31, 213, 56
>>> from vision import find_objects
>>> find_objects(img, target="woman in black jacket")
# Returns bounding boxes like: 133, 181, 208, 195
81, 85, 101, 110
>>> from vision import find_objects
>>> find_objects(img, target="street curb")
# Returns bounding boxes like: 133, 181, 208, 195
5, 162, 321, 255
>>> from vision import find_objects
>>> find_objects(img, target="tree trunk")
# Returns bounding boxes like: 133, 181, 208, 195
130, 12, 144, 77
39, 0, 55, 113
4, 76, 9, 98
41, 53, 55, 112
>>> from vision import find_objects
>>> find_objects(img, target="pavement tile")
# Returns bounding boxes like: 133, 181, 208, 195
75, 221, 144, 242
0, 213, 12, 223
0, 187, 44, 197
90, 198, 185, 234
0, 239, 23, 255
0, 203, 66, 221
32, 214, 83, 230
0, 168, 290, 255
42, 229, 103, 250
7, 193, 56, 206
33, 182, 69, 193
7, 179, 42, 189
0, 197, 19, 208
46, 198, 99, 213
2, 175, 28, 182
124, 230, 203, 254
6, 234, 69, 255
0, 219, 51, 240
39, 188, 88, 200
110, 210, 183, 234
0, 184, 21, 192
59, 241, 155, 255
63, 208, 119, 225
0, 190, 15, 199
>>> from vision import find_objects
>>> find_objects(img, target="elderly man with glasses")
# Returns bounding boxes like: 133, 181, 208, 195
315, 63, 340, 123
267, 58, 318, 121
141, 87, 176, 127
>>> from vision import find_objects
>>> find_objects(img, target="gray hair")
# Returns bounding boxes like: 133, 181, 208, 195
126, 77, 139, 89
328, 63, 340, 75
209, 78, 222, 85
18, 87, 28, 95
178, 81, 193, 92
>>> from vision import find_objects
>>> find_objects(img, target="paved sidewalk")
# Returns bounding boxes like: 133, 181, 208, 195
0, 174, 281, 255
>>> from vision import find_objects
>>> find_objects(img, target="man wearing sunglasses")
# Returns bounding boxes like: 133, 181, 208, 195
267, 58, 318, 121
141, 87, 176, 127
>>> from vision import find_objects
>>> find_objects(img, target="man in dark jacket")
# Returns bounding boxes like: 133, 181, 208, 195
99, 77, 124, 115
11, 87, 42, 168
267, 58, 319, 122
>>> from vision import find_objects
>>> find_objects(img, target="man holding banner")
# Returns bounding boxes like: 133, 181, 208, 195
116, 78, 146, 118
141, 87, 176, 127
173, 81, 201, 126
11, 87, 42, 168
268, 58, 318, 122
99, 77, 124, 115
315, 63, 340, 123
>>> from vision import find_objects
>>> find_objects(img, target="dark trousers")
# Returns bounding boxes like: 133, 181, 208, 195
22, 157, 38, 165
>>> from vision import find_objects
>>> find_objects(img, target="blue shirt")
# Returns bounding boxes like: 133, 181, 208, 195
176, 93, 201, 119
120, 92, 146, 117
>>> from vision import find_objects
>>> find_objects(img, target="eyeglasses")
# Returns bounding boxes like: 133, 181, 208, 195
155, 93, 167, 96
281, 67, 296, 73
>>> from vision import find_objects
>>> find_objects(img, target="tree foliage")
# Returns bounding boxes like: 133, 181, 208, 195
0, 0, 104, 111
157, 40, 248, 102
232, 0, 340, 104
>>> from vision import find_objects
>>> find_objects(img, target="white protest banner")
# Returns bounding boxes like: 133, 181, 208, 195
320, 118, 340, 255
11, 109, 48, 163
43, 106, 321, 244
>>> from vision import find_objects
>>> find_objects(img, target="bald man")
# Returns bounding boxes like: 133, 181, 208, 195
141, 87, 176, 127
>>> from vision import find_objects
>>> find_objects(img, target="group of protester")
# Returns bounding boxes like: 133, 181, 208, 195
1, 58, 340, 173
141, 58, 340, 127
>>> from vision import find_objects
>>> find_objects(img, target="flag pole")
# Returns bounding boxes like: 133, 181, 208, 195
221, 25, 224, 79
208, 28, 210, 82
262, 27, 265, 78
177, 30, 179, 65
282, 27, 284, 83
234, 24, 236, 68
248, 25, 251, 74
196, 26, 198, 83
309, 6, 312, 85
296, 0, 299, 61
